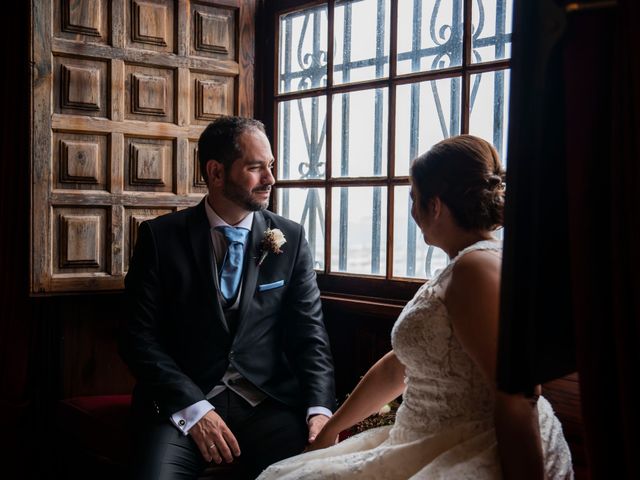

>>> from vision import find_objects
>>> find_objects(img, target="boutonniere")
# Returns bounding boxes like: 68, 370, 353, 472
258, 225, 286, 266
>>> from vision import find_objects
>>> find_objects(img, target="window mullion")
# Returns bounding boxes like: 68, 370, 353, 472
462, 0, 472, 134
370, 0, 386, 275
325, 0, 335, 274
387, 0, 398, 280
280, 16, 293, 217
337, 0, 351, 272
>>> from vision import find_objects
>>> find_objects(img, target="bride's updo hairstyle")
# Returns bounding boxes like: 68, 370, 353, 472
410, 135, 505, 231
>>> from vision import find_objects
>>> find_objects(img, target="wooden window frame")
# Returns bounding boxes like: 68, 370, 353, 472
259, 0, 511, 303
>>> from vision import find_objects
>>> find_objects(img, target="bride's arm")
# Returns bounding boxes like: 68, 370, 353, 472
446, 251, 545, 480
307, 350, 406, 450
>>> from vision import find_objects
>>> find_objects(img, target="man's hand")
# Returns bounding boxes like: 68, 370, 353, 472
189, 410, 241, 464
307, 413, 330, 443
305, 416, 338, 452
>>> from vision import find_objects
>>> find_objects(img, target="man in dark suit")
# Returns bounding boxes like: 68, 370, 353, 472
120, 116, 335, 479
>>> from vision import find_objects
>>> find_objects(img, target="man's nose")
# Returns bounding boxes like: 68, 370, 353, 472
264, 167, 275, 185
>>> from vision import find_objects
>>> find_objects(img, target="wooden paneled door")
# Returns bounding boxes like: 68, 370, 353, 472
31, 0, 256, 294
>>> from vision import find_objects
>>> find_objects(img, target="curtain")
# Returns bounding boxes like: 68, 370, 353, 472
497, 0, 575, 394
498, 0, 640, 477
566, 1, 640, 478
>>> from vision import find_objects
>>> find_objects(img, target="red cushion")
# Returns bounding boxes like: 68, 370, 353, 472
58, 394, 132, 465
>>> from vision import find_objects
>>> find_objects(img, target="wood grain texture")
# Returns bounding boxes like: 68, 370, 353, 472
54, 133, 108, 190
238, 0, 256, 117
191, 2, 237, 60
32, 0, 257, 294
55, 57, 109, 117
53, 37, 241, 73
52, 113, 207, 137
177, 67, 190, 126
53, 207, 109, 274
32, 0, 54, 293
177, 0, 190, 57
176, 136, 189, 196
55, 0, 110, 44
127, 0, 175, 53
125, 65, 174, 122
111, 204, 125, 276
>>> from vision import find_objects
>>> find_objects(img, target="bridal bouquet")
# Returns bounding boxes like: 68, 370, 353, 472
352, 399, 400, 434
339, 398, 401, 439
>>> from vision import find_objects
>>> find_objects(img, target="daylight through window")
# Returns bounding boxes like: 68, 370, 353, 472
273, 0, 513, 284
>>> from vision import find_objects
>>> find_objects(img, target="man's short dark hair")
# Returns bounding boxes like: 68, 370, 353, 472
198, 116, 266, 183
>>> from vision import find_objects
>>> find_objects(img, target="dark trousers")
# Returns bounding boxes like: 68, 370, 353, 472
129, 390, 308, 480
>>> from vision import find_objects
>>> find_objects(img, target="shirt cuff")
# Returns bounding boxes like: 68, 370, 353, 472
170, 400, 214, 435
306, 406, 333, 423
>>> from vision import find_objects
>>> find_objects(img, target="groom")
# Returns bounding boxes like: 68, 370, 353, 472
120, 116, 336, 479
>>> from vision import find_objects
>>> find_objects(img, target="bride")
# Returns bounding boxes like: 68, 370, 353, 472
258, 135, 573, 479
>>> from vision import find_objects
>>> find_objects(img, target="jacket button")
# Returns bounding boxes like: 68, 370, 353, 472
179, 419, 185, 426
228, 351, 234, 360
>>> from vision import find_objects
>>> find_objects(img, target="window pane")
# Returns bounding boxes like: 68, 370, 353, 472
332, 88, 388, 178
334, 0, 390, 84
276, 187, 325, 270
397, 0, 463, 75
393, 186, 449, 279
395, 77, 462, 176
331, 186, 387, 275
468, 69, 510, 164
471, 0, 513, 64
278, 96, 327, 180
279, 6, 328, 93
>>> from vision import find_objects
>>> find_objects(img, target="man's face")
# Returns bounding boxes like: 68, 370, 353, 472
223, 129, 275, 212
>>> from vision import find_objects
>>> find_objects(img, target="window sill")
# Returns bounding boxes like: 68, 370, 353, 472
317, 272, 423, 303
320, 292, 404, 319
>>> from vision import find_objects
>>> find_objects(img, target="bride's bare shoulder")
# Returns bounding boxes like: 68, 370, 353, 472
446, 250, 501, 304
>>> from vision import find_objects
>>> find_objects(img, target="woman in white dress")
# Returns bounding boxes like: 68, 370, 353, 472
258, 135, 573, 479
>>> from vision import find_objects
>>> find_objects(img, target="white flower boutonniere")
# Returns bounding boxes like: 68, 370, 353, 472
258, 227, 286, 266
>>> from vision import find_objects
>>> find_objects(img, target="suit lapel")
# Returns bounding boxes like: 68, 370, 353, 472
187, 199, 230, 334
235, 211, 266, 334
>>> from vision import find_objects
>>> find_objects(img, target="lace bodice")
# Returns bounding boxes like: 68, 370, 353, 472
390, 240, 500, 438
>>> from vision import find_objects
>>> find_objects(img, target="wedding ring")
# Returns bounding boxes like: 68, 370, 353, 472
208, 443, 216, 449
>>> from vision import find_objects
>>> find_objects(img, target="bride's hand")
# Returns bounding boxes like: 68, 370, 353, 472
304, 425, 339, 452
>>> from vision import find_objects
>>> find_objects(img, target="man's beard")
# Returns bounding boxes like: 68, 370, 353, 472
223, 175, 270, 211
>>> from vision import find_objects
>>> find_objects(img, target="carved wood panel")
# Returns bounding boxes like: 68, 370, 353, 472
54, 132, 109, 190
32, 0, 256, 293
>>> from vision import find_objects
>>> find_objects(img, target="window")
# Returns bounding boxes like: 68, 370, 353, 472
268, 0, 513, 299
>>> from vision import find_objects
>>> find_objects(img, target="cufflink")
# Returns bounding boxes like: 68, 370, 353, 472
179, 419, 186, 426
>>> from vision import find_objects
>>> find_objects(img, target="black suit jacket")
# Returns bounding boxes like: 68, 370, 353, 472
120, 199, 335, 420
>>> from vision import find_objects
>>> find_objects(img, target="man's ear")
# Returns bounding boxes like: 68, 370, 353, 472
205, 159, 225, 187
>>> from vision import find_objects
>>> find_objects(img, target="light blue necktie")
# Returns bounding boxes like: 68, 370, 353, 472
216, 226, 250, 302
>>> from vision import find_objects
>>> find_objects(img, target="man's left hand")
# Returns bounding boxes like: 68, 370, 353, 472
307, 414, 330, 443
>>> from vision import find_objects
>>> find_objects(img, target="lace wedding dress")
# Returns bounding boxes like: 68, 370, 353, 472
258, 240, 573, 479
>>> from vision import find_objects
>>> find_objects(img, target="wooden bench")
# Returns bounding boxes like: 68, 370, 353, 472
56, 395, 241, 479
57, 375, 587, 479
